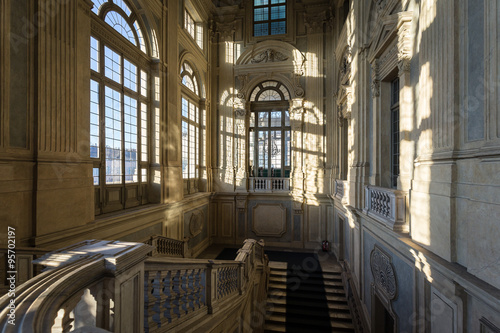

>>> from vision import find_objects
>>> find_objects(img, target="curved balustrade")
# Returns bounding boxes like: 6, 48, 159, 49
0, 239, 268, 333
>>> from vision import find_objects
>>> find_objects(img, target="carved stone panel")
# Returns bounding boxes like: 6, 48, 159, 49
252, 203, 287, 237
370, 246, 397, 300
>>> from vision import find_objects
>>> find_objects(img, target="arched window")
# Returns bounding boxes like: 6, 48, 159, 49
180, 61, 205, 194
248, 81, 291, 178
90, 0, 160, 214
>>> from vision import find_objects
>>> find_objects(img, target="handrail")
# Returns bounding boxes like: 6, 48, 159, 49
0, 239, 268, 333
143, 239, 268, 332
364, 185, 407, 232
144, 235, 189, 257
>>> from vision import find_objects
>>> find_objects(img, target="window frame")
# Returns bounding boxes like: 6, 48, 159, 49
390, 77, 400, 189
184, 9, 204, 50
90, 0, 158, 215
253, 0, 287, 37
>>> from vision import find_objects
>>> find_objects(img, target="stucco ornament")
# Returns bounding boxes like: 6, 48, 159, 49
251, 49, 289, 63
189, 210, 204, 237
370, 246, 397, 300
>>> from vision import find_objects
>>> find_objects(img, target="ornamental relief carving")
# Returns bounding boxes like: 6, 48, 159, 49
370, 246, 397, 300
250, 49, 289, 63
189, 210, 204, 237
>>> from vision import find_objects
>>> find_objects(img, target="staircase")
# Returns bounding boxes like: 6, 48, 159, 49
264, 261, 355, 333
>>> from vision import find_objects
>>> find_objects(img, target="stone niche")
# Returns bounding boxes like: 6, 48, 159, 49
251, 203, 287, 237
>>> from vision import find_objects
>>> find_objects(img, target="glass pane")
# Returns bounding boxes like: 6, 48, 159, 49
141, 168, 147, 182
258, 112, 268, 127
285, 130, 290, 166
249, 130, 255, 176
189, 101, 196, 122
270, 0, 285, 4
104, 46, 121, 84
254, 0, 268, 5
134, 21, 147, 54
195, 124, 199, 178
254, 7, 268, 21
93, 168, 100, 185
140, 70, 147, 97
189, 123, 195, 178
182, 75, 195, 92
254, 23, 268, 37
270, 21, 286, 35
124, 95, 138, 183
270, 5, 286, 20
123, 58, 137, 92
258, 89, 281, 101
141, 103, 147, 162
182, 121, 188, 178
279, 85, 290, 100
271, 111, 281, 127
114, 0, 132, 16
90, 36, 99, 72
285, 110, 290, 126
104, 86, 122, 184
196, 23, 203, 49
250, 87, 260, 101
257, 131, 268, 177
182, 97, 189, 118
104, 11, 137, 46
90, 80, 100, 158
271, 131, 282, 176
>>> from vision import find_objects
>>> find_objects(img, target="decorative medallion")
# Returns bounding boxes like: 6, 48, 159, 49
189, 210, 204, 237
370, 246, 397, 300
251, 49, 289, 63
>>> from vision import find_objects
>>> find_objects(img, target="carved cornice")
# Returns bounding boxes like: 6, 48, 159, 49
250, 49, 289, 63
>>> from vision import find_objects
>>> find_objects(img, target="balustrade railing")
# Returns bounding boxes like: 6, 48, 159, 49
143, 239, 267, 332
1, 238, 269, 333
364, 185, 407, 232
249, 177, 290, 191
145, 235, 188, 257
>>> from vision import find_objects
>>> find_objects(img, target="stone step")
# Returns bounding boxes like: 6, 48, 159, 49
264, 323, 355, 333
267, 295, 350, 310
269, 270, 343, 282
269, 275, 345, 287
265, 314, 356, 331
268, 282, 346, 295
267, 304, 353, 320
268, 289, 350, 303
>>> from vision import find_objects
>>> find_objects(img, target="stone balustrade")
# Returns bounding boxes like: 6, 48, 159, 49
0, 239, 268, 333
249, 177, 290, 191
145, 235, 188, 257
364, 185, 407, 232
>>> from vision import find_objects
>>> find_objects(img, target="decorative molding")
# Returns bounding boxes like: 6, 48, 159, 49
237, 74, 249, 99
250, 49, 289, 63
216, 21, 235, 41
252, 203, 287, 237
397, 55, 411, 76
291, 72, 304, 97
371, 60, 380, 97
234, 108, 246, 118
480, 318, 500, 333
189, 210, 204, 237
303, 11, 327, 34
370, 246, 397, 301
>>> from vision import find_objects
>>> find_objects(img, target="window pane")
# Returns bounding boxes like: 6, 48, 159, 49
123, 58, 137, 92
182, 97, 189, 117
258, 89, 281, 101
254, 23, 268, 37
182, 121, 188, 178
104, 46, 121, 83
271, 111, 281, 127
140, 70, 147, 97
271, 131, 282, 176
271, 21, 286, 35
250, 112, 256, 127
141, 103, 148, 162
90, 36, 99, 72
104, 11, 137, 46
254, 7, 268, 22
196, 23, 203, 49
284, 110, 290, 126
270, 5, 286, 20
189, 101, 196, 121
257, 131, 268, 176
93, 168, 100, 185
258, 112, 268, 127
90, 80, 100, 158
285, 130, 290, 166
189, 123, 195, 178
105, 86, 122, 184
141, 168, 147, 182
249, 130, 255, 176
270, 0, 285, 4
133, 21, 147, 54
254, 0, 268, 5
124, 95, 138, 183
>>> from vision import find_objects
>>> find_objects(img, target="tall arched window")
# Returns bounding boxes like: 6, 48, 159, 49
180, 61, 205, 194
249, 81, 291, 178
90, 0, 160, 214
